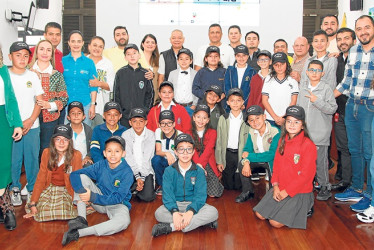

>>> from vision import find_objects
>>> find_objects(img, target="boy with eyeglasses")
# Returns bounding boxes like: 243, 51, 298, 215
151, 110, 182, 195
152, 133, 218, 237
297, 60, 337, 201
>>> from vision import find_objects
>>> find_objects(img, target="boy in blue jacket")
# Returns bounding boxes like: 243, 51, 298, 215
90, 101, 127, 162
62, 136, 134, 246
152, 134, 218, 237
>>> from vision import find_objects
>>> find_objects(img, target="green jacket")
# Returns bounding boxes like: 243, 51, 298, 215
215, 112, 249, 170
0, 66, 22, 128
243, 121, 280, 171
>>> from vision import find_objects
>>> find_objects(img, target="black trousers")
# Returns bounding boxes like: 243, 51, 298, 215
131, 174, 156, 202
238, 162, 272, 193
222, 149, 242, 190
334, 114, 352, 184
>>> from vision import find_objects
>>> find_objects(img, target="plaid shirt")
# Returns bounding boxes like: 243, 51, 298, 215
336, 44, 374, 99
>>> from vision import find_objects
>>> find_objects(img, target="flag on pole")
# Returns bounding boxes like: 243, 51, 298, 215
341, 13, 347, 28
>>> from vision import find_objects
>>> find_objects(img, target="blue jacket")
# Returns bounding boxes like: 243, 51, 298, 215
70, 159, 134, 209
192, 67, 226, 100
90, 123, 127, 163
162, 161, 207, 214
224, 65, 256, 110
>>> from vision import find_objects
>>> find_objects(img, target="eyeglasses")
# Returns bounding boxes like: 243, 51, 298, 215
307, 68, 323, 73
286, 120, 302, 125
160, 121, 173, 127
176, 147, 194, 154
257, 59, 270, 63
55, 137, 69, 143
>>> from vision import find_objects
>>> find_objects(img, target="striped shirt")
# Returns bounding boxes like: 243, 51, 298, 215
336, 44, 374, 99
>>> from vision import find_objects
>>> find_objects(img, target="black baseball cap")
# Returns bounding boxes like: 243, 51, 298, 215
129, 107, 147, 120
104, 101, 121, 113
283, 105, 306, 120
246, 105, 264, 116
205, 46, 220, 55
194, 104, 210, 117
205, 84, 223, 97
227, 88, 244, 99
177, 48, 193, 59
234, 44, 249, 55
257, 50, 271, 59
52, 125, 73, 140
159, 110, 175, 122
124, 43, 139, 54
9, 41, 31, 54
174, 133, 194, 148
105, 135, 126, 150
68, 101, 84, 113
159, 81, 174, 91
272, 52, 288, 64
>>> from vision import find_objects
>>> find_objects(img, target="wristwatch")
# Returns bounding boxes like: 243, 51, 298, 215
241, 158, 250, 165
91, 102, 97, 106
28, 203, 37, 209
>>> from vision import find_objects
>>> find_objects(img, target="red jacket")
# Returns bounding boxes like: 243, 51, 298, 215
30, 47, 64, 73
187, 129, 220, 177
247, 73, 265, 109
271, 131, 317, 197
147, 104, 191, 133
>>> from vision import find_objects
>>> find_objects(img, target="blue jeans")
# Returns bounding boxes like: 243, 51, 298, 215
39, 116, 59, 158
11, 127, 40, 191
151, 155, 169, 187
65, 103, 92, 127
345, 99, 374, 196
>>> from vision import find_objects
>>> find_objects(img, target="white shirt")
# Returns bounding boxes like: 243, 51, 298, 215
0, 76, 5, 105
254, 126, 268, 153
72, 125, 87, 159
197, 130, 204, 138
155, 128, 182, 159
9, 69, 44, 128
174, 68, 194, 104
227, 112, 243, 149
178, 162, 192, 177
134, 129, 146, 168
262, 76, 299, 121
158, 52, 179, 75
194, 43, 235, 68
327, 38, 339, 54
158, 100, 176, 112
308, 82, 320, 92
236, 65, 247, 89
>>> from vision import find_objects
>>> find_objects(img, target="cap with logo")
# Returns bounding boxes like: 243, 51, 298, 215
105, 135, 126, 150
194, 104, 210, 117
104, 101, 122, 113
257, 50, 272, 59
205, 46, 220, 55
124, 43, 139, 54
227, 88, 244, 99
159, 110, 175, 122
205, 84, 223, 97
174, 133, 194, 148
246, 105, 264, 116
68, 101, 84, 113
129, 107, 147, 120
9, 41, 31, 54
283, 105, 306, 120
177, 48, 193, 59
272, 52, 288, 64
159, 81, 174, 91
52, 124, 73, 140
234, 44, 249, 55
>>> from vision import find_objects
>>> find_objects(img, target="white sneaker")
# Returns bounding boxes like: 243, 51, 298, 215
11, 187, 22, 206
21, 184, 28, 196
357, 205, 374, 223
265, 169, 269, 181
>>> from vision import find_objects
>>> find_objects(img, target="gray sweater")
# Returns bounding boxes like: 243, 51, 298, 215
297, 80, 337, 146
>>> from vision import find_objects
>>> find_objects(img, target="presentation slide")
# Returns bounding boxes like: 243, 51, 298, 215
139, 0, 260, 26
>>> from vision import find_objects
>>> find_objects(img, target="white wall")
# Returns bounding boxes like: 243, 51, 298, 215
96, 0, 303, 54
338, 0, 374, 29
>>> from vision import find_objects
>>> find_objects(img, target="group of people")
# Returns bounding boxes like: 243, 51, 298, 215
0, 13, 374, 245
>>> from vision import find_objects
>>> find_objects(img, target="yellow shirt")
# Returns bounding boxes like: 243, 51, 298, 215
103, 46, 150, 72
287, 55, 293, 64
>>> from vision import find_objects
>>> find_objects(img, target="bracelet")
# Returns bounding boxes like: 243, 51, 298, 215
91, 102, 97, 106
241, 158, 250, 165
28, 203, 37, 209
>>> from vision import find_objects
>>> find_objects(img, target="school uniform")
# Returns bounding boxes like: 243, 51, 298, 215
247, 72, 266, 110
192, 67, 226, 101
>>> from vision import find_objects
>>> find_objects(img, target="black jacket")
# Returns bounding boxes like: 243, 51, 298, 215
246, 48, 261, 72
336, 53, 348, 115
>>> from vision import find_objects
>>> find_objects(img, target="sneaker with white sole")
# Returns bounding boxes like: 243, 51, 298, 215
11, 187, 22, 206
357, 205, 374, 223
350, 193, 371, 212
334, 187, 362, 202
21, 184, 28, 196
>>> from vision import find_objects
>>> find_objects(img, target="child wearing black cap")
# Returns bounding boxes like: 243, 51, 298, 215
90, 101, 126, 163
253, 105, 317, 229
67, 101, 93, 166
215, 88, 249, 190
24, 125, 82, 222
122, 107, 156, 202
224, 45, 257, 111
192, 46, 226, 102
201, 84, 226, 130
62, 135, 133, 245
152, 133, 218, 237
8, 41, 44, 207
187, 104, 224, 197
113, 43, 154, 128
151, 110, 182, 195
238, 105, 280, 203
168, 48, 198, 116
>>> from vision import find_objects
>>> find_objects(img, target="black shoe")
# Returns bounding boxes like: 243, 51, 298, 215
334, 174, 342, 181
68, 216, 88, 231
251, 173, 260, 181
328, 159, 335, 170
316, 186, 332, 201
307, 206, 314, 218
0, 208, 4, 224
62, 229, 79, 246
206, 220, 218, 229
331, 181, 349, 191
4, 211, 16, 230
151, 223, 172, 237
235, 191, 254, 203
